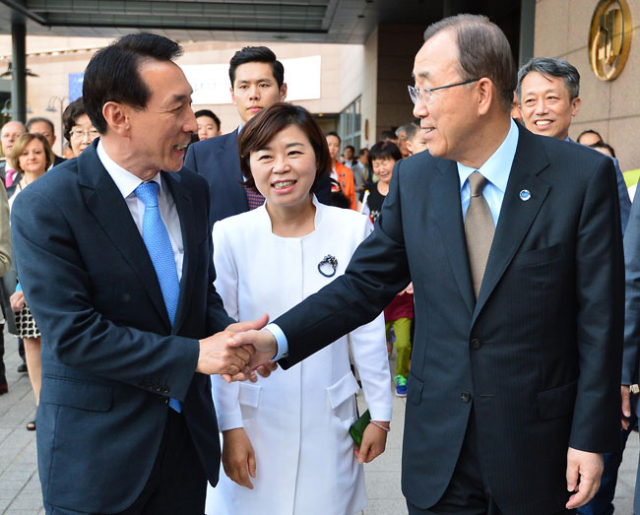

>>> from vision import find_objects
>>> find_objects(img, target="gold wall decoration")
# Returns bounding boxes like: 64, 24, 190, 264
589, 0, 632, 81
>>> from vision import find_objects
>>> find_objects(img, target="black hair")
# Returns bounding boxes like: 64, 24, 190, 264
26, 117, 55, 134
589, 141, 616, 158
577, 129, 603, 145
83, 33, 183, 134
326, 131, 341, 144
369, 141, 402, 170
238, 102, 329, 194
380, 130, 397, 141
229, 46, 284, 89
195, 109, 221, 130
62, 98, 87, 142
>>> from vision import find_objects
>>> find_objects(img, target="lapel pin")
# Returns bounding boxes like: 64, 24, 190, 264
519, 189, 532, 202
318, 254, 338, 278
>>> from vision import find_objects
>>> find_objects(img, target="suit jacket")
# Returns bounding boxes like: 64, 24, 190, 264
273, 125, 624, 514
623, 193, 640, 397
52, 154, 66, 168
185, 128, 332, 224
10, 141, 234, 513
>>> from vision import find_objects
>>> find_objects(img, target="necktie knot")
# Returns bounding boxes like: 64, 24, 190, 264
468, 171, 488, 197
135, 182, 160, 208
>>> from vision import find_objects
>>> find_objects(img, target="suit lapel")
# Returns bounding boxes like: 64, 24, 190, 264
431, 159, 475, 315
78, 143, 171, 330
472, 129, 551, 322
163, 172, 195, 333
219, 129, 249, 211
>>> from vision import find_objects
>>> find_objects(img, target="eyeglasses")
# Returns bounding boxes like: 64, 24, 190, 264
69, 129, 99, 140
408, 78, 480, 105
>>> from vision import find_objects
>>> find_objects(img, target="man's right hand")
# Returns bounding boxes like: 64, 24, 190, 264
229, 328, 278, 370
196, 331, 255, 378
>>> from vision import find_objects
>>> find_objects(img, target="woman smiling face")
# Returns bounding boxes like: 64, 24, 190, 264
249, 124, 317, 211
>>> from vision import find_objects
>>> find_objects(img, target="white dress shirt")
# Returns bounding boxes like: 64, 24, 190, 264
97, 141, 184, 280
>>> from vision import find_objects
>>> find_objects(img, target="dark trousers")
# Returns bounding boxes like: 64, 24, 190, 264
578, 411, 636, 515
18, 337, 25, 362
407, 411, 575, 515
47, 409, 207, 515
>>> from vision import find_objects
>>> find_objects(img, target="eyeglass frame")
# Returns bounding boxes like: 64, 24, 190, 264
408, 78, 480, 105
69, 129, 99, 140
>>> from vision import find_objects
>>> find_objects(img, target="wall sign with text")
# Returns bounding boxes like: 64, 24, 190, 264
589, 0, 632, 81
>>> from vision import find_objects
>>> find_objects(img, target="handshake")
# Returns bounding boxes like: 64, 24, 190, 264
195, 314, 280, 382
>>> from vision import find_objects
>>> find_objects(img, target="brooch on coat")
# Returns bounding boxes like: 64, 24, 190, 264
318, 254, 338, 277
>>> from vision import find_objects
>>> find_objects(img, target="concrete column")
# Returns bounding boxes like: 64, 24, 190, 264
11, 20, 26, 123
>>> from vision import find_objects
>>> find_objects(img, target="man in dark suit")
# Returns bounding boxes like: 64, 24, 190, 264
622, 193, 640, 514
26, 117, 66, 168
185, 46, 330, 224
11, 33, 262, 514
516, 57, 631, 232
235, 14, 624, 514
516, 56, 631, 515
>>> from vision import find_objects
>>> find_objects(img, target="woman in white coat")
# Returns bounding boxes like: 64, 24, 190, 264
206, 103, 392, 515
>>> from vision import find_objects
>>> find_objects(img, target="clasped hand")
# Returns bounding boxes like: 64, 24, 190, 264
196, 314, 278, 382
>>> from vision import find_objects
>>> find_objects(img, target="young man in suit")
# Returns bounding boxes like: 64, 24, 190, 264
185, 46, 330, 224
235, 14, 624, 514
11, 33, 264, 514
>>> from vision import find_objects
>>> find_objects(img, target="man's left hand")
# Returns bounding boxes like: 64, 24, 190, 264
565, 447, 604, 509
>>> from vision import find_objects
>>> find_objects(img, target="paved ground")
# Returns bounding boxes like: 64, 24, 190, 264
0, 333, 637, 514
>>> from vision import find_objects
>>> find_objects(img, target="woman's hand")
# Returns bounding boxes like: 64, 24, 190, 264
10, 290, 25, 312
222, 428, 257, 489
354, 421, 389, 464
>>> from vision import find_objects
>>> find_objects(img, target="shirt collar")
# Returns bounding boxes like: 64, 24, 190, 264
97, 140, 162, 199
457, 118, 519, 194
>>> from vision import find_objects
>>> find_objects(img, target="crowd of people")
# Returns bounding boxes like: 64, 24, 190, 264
0, 11, 639, 515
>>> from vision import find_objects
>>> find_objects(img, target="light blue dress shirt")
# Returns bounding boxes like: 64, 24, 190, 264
268, 119, 520, 360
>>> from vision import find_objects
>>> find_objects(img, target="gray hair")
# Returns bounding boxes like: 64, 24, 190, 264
516, 57, 580, 103
423, 14, 516, 114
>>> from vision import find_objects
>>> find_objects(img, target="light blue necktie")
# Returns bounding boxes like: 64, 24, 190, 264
135, 181, 182, 413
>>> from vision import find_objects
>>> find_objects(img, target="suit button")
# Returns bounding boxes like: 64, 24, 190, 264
470, 338, 482, 350
460, 391, 471, 403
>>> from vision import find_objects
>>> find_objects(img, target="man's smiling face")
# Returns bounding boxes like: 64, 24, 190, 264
518, 71, 581, 141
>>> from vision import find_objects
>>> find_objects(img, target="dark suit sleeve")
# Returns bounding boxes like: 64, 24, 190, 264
570, 156, 624, 452
276, 159, 411, 368
11, 188, 201, 402
623, 193, 640, 387
614, 158, 631, 232
184, 142, 198, 173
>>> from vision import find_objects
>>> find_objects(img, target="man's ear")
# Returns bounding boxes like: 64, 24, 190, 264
102, 101, 130, 137
279, 83, 288, 102
230, 86, 236, 105
475, 78, 496, 116
571, 97, 582, 117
